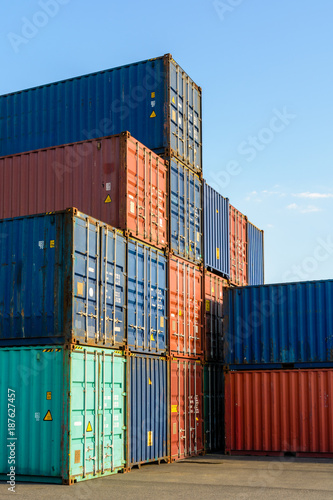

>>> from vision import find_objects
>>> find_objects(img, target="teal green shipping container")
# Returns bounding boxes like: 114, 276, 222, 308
0, 54, 202, 173
0, 345, 126, 484
0, 209, 126, 347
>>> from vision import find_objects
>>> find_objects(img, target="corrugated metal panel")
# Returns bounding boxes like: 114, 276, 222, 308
0, 54, 202, 172
204, 271, 228, 362
169, 255, 203, 357
223, 280, 333, 366
0, 133, 168, 250
229, 205, 247, 286
203, 364, 224, 453
203, 183, 229, 277
127, 238, 167, 354
170, 158, 202, 264
0, 209, 126, 347
0, 345, 126, 483
170, 358, 204, 460
128, 354, 169, 467
225, 369, 333, 456
247, 221, 264, 285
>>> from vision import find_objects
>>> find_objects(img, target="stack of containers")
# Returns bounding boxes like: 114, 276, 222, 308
223, 279, 333, 458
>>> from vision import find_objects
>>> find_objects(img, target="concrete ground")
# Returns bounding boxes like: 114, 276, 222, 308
0, 455, 332, 499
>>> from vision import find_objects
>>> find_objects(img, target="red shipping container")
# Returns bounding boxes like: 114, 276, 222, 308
169, 255, 203, 357
204, 271, 229, 361
0, 133, 167, 249
225, 369, 333, 457
170, 358, 204, 460
229, 205, 247, 286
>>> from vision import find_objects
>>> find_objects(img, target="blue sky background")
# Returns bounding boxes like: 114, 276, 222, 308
1, 0, 332, 284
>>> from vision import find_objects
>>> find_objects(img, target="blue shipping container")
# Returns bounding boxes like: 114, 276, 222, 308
247, 221, 264, 285
0, 209, 126, 347
127, 239, 167, 354
203, 182, 229, 277
170, 158, 202, 264
224, 280, 333, 366
128, 354, 169, 467
0, 54, 202, 172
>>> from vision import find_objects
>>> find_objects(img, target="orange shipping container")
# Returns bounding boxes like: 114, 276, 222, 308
229, 205, 247, 286
204, 271, 229, 362
225, 369, 333, 457
0, 132, 168, 249
169, 255, 203, 357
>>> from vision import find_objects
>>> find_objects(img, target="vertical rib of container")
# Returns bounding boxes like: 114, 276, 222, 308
169, 255, 203, 358
128, 354, 169, 467
223, 280, 333, 367
170, 158, 202, 264
247, 221, 264, 285
203, 182, 229, 277
127, 238, 167, 354
170, 358, 204, 460
204, 271, 228, 362
224, 369, 333, 456
229, 205, 247, 286
203, 364, 224, 452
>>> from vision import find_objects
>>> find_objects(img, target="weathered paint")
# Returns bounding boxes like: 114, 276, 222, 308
223, 280, 333, 366
229, 205, 247, 286
0, 133, 168, 250
128, 354, 169, 467
0, 345, 126, 484
204, 271, 228, 362
247, 221, 264, 285
169, 255, 203, 357
0, 54, 202, 172
0, 210, 126, 347
127, 239, 167, 354
170, 358, 204, 460
203, 182, 229, 277
203, 364, 224, 452
225, 369, 333, 456
170, 158, 202, 264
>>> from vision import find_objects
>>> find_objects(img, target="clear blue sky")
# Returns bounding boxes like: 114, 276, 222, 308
1, 0, 332, 284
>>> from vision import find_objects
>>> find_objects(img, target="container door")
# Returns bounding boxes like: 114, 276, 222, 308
189, 361, 204, 456
204, 274, 225, 362
171, 359, 186, 460
100, 229, 126, 347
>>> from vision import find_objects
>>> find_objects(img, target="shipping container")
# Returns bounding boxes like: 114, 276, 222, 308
247, 221, 264, 286
0, 133, 168, 250
128, 354, 169, 467
223, 280, 333, 367
224, 369, 333, 457
0, 54, 202, 172
0, 345, 126, 484
170, 158, 202, 264
229, 205, 247, 286
204, 272, 228, 362
127, 239, 167, 354
204, 364, 224, 452
0, 209, 126, 347
203, 182, 229, 277
170, 358, 204, 460
169, 255, 203, 357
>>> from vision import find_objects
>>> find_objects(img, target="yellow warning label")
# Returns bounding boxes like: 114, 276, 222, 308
151, 92, 155, 98
147, 431, 153, 447
50, 240, 55, 248
46, 392, 52, 400
172, 110, 176, 122
179, 310, 182, 316
75, 346, 83, 350
160, 316, 164, 328
43, 410, 53, 421
171, 405, 178, 413
150, 334, 155, 342
150, 111, 156, 118
77, 282, 84, 296
172, 96, 175, 104
149, 378, 152, 385
105, 195, 111, 204
216, 248, 220, 260
86, 422, 92, 432
212, 288, 214, 294
206, 300, 210, 312
216, 209, 219, 214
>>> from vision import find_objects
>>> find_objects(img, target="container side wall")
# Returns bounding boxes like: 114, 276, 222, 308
247, 222, 264, 286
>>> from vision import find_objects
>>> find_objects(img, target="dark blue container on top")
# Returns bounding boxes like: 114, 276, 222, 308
203, 182, 230, 278
247, 221, 264, 285
127, 238, 167, 354
128, 354, 169, 467
0, 54, 202, 173
223, 280, 333, 367
170, 158, 202, 264
0, 209, 126, 347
